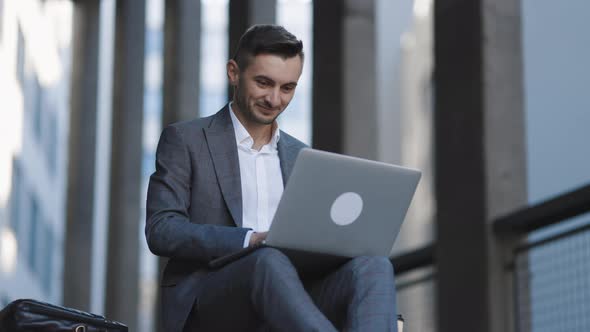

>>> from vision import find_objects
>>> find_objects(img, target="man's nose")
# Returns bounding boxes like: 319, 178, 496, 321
265, 88, 281, 108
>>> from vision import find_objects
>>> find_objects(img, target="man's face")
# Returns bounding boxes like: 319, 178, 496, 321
229, 54, 303, 127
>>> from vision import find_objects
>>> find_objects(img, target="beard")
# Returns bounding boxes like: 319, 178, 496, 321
234, 82, 280, 126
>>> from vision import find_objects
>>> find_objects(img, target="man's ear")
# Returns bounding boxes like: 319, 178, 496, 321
227, 60, 240, 86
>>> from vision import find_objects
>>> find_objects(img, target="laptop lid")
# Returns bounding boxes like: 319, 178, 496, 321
265, 148, 421, 258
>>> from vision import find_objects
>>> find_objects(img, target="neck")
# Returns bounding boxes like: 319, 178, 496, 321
249, 124, 274, 151
231, 103, 275, 150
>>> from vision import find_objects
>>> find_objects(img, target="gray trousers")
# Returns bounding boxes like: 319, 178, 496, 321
184, 247, 398, 332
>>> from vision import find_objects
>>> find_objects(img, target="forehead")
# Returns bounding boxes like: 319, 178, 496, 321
243, 54, 303, 84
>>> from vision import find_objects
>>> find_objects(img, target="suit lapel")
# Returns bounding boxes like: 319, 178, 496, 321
278, 132, 299, 186
203, 106, 302, 227
203, 106, 243, 227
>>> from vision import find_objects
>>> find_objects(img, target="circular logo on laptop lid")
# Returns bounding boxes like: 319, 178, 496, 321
330, 192, 363, 226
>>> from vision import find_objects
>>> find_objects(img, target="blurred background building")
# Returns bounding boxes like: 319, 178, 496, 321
0, 0, 71, 309
0, 0, 589, 331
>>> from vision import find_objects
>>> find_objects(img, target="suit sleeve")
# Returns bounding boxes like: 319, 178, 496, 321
145, 125, 249, 262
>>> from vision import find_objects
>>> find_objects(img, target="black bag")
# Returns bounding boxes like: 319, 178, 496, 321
0, 299, 128, 332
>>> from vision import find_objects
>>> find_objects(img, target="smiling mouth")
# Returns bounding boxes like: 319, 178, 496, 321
256, 104, 277, 113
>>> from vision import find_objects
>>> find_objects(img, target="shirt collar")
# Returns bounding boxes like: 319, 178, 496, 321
229, 102, 281, 150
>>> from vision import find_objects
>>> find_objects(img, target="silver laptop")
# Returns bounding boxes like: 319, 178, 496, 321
209, 148, 421, 271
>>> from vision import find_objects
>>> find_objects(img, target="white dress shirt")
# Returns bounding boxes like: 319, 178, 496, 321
229, 104, 284, 248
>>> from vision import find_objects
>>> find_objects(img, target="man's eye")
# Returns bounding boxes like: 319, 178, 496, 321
257, 80, 270, 87
282, 86, 295, 92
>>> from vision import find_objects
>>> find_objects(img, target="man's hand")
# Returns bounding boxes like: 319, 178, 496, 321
249, 232, 268, 247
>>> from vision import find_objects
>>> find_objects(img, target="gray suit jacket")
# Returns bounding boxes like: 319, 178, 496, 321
145, 105, 307, 332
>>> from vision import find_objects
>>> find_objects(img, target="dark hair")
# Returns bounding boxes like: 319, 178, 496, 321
233, 24, 304, 70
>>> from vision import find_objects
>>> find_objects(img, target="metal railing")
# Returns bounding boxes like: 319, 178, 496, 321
493, 184, 590, 235
493, 183, 590, 332
391, 244, 437, 332
391, 244, 435, 276
390, 183, 590, 273
389, 183, 590, 332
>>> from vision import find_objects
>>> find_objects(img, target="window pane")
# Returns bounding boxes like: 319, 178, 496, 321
28, 195, 39, 273
10, 160, 21, 235
522, 4, 590, 330
276, 0, 312, 145
139, 1, 164, 331
16, 25, 25, 86
42, 222, 54, 293
200, 0, 228, 117
0, 0, 4, 43
523, 0, 590, 204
